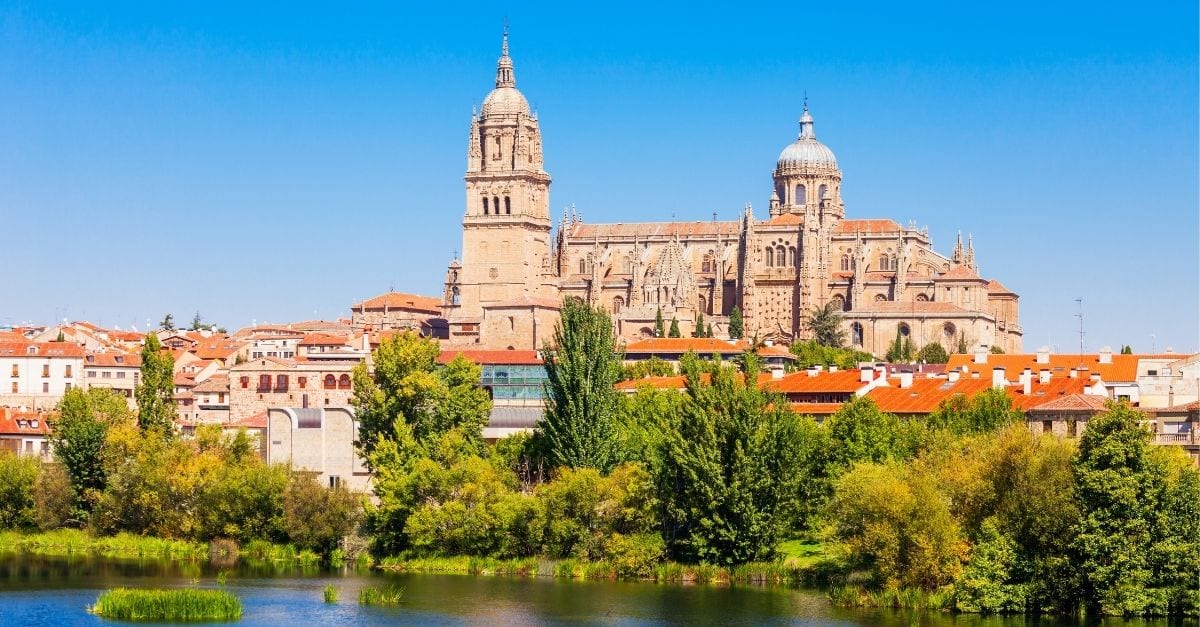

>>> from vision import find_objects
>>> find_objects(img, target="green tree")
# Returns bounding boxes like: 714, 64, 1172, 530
706, 323, 713, 338
352, 333, 490, 458
927, 388, 1022, 436
886, 328, 904, 362
956, 331, 969, 354
0, 453, 39, 529
692, 313, 706, 337
667, 318, 681, 338
789, 340, 873, 370
539, 297, 621, 471
1071, 403, 1165, 615
160, 314, 175, 331
619, 357, 675, 381
34, 463, 75, 530
656, 353, 813, 565
281, 473, 362, 557
990, 345, 1005, 354
1120, 345, 1133, 355
803, 302, 846, 347
654, 308, 665, 338
189, 311, 204, 331
728, 306, 743, 339
917, 342, 949, 364
135, 334, 175, 436
824, 396, 926, 471
54, 330, 65, 342
51, 387, 133, 516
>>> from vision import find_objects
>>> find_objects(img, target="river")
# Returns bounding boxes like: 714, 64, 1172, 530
0, 554, 1186, 625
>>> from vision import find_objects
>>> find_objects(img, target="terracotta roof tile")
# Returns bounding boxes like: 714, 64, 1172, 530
352, 291, 442, 314
232, 411, 267, 429
0, 408, 51, 435
832, 219, 902, 235
437, 349, 542, 366
766, 369, 866, 394
944, 353, 1183, 384
625, 338, 743, 354
84, 352, 141, 367
1028, 393, 1110, 413
0, 341, 86, 358
866, 377, 993, 414
987, 279, 1015, 294
934, 265, 985, 281
765, 214, 805, 226
299, 333, 350, 346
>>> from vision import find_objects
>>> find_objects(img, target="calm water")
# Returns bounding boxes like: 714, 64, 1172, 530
0, 554, 1190, 626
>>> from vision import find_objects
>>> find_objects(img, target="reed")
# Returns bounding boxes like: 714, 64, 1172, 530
323, 584, 339, 603
829, 584, 954, 611
0, 530, 206, 561
358, 585, 404, 606
89, 588, 242, 621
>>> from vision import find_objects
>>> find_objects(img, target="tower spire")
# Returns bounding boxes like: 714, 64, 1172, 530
496, 25, 515, 88
798, 98, 815, 140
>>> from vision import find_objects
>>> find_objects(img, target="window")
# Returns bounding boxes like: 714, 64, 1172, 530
275, 374, 288, 392
493, 196, 500, 213
218, 392, 225, 403
1067, 419, 1077, 437
776, 245, 787, 266
65, 365, 72, 378
258, 374, 272, 392
579, 258, 586, 274
102, 371, 111, 378
116, 371, 125, 379
42, 364, 50, 377
851, 323, 864, 346
88, 371, 96, 378
65, 382, 71, 391
504, 196, 511, 214
612, 296, 624, 313
795, 184, 806, 204
788, 246, 796, 266
10, 382, 16, 393
338, 374, 351, 390
879, 253, 889, 270
943, 322, 956, 339
240, 376, 249, 389
702, 252, 713, 273
698, 295, 707, 315
329, 476, 341, 489
9, 365, 16, 377
765, 247, 774, 266
818, 184, 828, 200
832, 295, 845, 311
897, 323, 910, 337
1042, 420, 1053, 434
298, 376, 307, 388
483, 196, 489, 215
42, 382, 49, 393
323, 374, 336, 390
451, 287, 460, 306
841, 254, 850, 272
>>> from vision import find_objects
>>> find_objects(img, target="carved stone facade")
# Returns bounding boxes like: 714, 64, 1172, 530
442, 35, 1023, 356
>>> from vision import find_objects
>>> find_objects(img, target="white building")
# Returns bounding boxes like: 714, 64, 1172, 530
0, 341, 85, 410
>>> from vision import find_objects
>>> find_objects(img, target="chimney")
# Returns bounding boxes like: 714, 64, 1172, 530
772, 368, 784, 380
899, 372, 913, 389
1036, 346, 1050, 364
974, 346, 987, 364
860, 366, 874, 383
1090, 373, 1101, 384
829, 365, 838, 373
764, 339, 774, 347
948, 370, 960, 382
992, 367, 1007, 389
807, 367, 819, 377
1039, 369, 1051, 385
1069, 369, 1078, 379
1098, 346, 1112, 364
1023, 377, 1031, 396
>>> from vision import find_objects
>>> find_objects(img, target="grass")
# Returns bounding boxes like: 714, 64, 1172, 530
0, 529, 207, 561
829, 584, 954, 611
358, 585, 404, 606
323, 584, 339, 603
776, 539, 826, 567
89, 588, 243, 621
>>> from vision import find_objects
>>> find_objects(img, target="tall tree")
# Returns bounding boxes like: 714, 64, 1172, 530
668, 318, 681, 338
956, 331, 969, 354
917, 342, 949, 364
189, 311, 204, 331
728, 306, 743, 339
804, 302, 846, 347
160, 314, 175, 331
135, 333, 175, 436
50, 387, 133, 517
692, 313, 706, 337
654, 308, 665, 338
539, 297, 621, 471
352, 331, 490, 458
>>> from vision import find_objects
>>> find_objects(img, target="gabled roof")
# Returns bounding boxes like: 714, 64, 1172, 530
0, 408, 51, 435
933, 265, 985, 281
84, 352, 141, 368
865, 377, 993, 414
765, 214, 805, 226
192, 375, 230, 393
351, 291, 442, 314
1028, 393, 1110, 413
299, 333, 351, 346
987, 279, 1015, 294
0, 341, 86, 358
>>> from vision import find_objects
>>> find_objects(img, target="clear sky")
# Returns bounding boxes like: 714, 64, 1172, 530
2, 2, 1197, 353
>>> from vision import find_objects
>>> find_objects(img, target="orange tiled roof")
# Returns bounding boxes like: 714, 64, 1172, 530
84, 352, 141, 368
945, 353, 1182, 384
299, 333, 350, 346
0, 408, 52, 435
987, 279, 1015, 294
1006, 377, 1089, 411
437, 349, 542, 366
787, 402, 844, 416
765, 214, 805, 226
0, 341, 85, 358
625, 337, 743, 355
193, 341, 243, 360
832, 219, 902, 234
352, 291, 442, 314
934, 265, 985, 281
863, 301, 970, 314
766, 369, 866, 394
571, 221, 740, 239
866, 377, 993, 414
232, 411, 268, 429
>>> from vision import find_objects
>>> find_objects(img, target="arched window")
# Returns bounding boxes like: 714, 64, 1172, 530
579, 258, 586, 274
890, 254, 898, 272
698, 295, 708, 314
818, 184, 828, 200
451, 287, 460, 305
879, 253, 889, 270
612, 296, 624, 313
776, 245, 787, 267
765, 247, 774, 267
338, 374, 351, 390
841, 254, 851, 272
788, 246, 797, 266
795, 184, 806, 204
493, 196, 500, 213
323, 374, 336, 390
875, 294, 887, 302
897, 323, 910, 338
624, 256, 634, 274
483, 197, 489, 215
702, 251, 714, 273
493, 136, 502, 160
851, 322, 864, 346
504, 196, 511, 214
943, 322, 956, 339
832, 294, 846, 311
915, 293, 929, 302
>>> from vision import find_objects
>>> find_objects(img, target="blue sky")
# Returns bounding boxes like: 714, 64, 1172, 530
2, 2, 1196, 353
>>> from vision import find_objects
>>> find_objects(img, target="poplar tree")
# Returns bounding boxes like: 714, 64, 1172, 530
539, 297, 621, 471
135, 333, 176, 437
668, 318, 681, 338
654, 308, 665, 338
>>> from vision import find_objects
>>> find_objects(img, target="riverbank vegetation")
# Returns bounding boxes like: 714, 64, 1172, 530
89, 587, 242, 621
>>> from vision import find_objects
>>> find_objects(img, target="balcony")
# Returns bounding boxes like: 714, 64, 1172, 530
1154, 432, 1196, 446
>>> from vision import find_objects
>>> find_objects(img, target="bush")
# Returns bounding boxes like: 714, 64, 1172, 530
0, 453, 38, 529
282, 473, 361, 557
603, 532, 665, 580
34, 463, 75, 530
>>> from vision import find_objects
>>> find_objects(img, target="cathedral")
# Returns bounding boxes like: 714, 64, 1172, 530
441, 34, 1022, 356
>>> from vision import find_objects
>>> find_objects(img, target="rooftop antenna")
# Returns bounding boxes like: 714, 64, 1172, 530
1074, 297, 1086, 367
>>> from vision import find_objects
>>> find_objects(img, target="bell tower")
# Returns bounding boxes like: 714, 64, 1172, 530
446, 30, 555, 342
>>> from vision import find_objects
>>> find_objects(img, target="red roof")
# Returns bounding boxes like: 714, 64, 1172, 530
944, 353, 1182, 384
933, 265, 985, 281
299, 333, 350, 346
987, 279, 1015, 294
832, 219, 901, 235
232, 411, 267, 430
1028, 393, 1110, 413
0, 408, 51, 435
766, 369, 866, 394
85, 352, 141, 368
0, 341, 85, 358
866, 377, 993, 414
625, 338, 743, 355
766, 214, 805, 226
352, 291, 442, 314
437, 349, 542, 366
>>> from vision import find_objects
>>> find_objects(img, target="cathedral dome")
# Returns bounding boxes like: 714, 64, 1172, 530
482, 86, 530, 116
777, 106, 838, 169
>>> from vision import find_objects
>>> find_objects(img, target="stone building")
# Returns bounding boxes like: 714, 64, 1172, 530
441, 34, 1022, 356
227, 357, 356, 422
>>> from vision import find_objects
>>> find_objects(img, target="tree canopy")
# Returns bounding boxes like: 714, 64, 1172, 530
135, 334, 175, 437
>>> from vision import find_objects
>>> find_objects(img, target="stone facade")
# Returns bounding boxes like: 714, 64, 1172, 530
266, 407, 371, 492
227, 357, 355, 422
441, 35, 1023, 357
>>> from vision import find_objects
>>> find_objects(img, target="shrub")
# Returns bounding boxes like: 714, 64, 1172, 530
603, 532, 665, 580
358, 585, 404, 606
89, 588, 242, 621
281, 473, 361, 557
0, 453, 39, 529
34, 463, 75, 530
323, 584, 339, 603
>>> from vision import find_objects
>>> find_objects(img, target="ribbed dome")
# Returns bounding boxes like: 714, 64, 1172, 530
482, 86, 530, 116
777, 106, 838, 169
